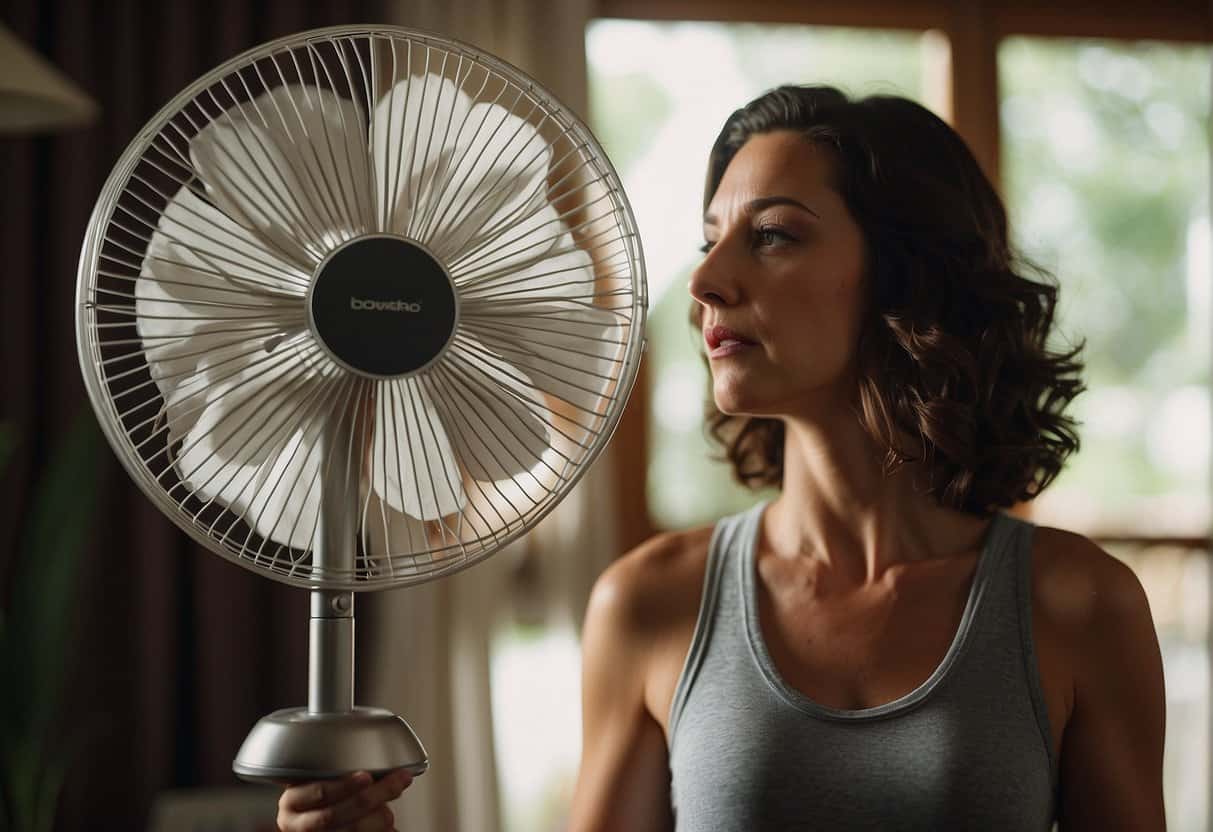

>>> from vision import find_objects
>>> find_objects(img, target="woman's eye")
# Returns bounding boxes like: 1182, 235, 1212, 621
699, 241, 716, 254
756, 226, 790, 246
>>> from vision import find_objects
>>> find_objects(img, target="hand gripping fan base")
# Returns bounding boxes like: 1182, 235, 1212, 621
75, 24, 647, 782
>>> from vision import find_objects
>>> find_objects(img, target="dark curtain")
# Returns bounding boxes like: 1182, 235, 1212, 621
0, 1, 384, 829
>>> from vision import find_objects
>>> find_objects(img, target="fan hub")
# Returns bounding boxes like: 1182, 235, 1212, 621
308, 235, 457, 377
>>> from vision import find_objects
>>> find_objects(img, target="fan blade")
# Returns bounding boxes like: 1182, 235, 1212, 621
173, 340, 327, 550
474, 305, 623, 415
360, 489, 433, 564
418, 98, 551, 258
371, 377, 466, 521
137, 186, 304, 436
444, 190, 563, 282
190, 84, 372, 265
371, 73, 472, 236
249, 423, 326, 551
438, 334, 552, 483
461, 245, 624, 413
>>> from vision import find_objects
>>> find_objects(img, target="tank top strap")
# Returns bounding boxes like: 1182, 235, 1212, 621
984, 512, 1060, 797
943, 510, 1058, 802
667, 500, 767, 749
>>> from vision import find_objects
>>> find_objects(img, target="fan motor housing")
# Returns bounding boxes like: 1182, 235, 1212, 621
307, 234, 458, 377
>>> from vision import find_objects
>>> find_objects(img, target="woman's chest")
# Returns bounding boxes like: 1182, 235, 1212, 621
646, 547, 1072, 764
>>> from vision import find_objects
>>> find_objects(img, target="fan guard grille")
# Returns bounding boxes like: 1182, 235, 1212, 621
76, 25, 647, 590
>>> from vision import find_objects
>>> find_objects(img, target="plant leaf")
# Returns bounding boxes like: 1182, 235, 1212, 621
33, 746, 75, 832
0, 415, 101, 832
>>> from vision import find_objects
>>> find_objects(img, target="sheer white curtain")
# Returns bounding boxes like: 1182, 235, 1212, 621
365, 2, 619, 830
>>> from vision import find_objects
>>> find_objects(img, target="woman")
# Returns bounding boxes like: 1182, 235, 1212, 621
277, 85, 1167, 831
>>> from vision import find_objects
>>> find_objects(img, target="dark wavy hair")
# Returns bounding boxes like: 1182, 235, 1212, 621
693, 85, 1086, 515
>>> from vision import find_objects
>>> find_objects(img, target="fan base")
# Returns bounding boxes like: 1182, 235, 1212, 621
232, 706, 429, 784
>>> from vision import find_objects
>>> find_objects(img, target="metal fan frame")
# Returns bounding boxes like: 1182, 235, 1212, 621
76, 23, 648, 592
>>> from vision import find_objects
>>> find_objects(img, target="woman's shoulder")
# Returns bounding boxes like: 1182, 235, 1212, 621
1025, 521, 1159, 713
1026, 521, 1151, 635
587, 522, 717, 640
1025, 521, 1165, 823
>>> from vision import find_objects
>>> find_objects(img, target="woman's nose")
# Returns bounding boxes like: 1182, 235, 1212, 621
688, 248, 739, 308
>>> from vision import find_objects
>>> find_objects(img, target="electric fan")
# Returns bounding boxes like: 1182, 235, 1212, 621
75, 24, 646, 782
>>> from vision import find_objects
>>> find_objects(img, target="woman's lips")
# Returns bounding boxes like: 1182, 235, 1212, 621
705, 324, 757, 358
709, 339, 755, 359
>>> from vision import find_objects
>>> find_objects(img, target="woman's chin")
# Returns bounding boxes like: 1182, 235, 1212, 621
712, 388, 767, 417
713, 385, 803, 420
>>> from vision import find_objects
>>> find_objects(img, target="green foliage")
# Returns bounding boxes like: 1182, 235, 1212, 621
0, 417, 102, 832
729, 22, 923, 98
1001, 38, 1211, 508
588, 70, 673, 176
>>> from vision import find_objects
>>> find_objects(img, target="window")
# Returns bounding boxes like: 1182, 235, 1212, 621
491, 623, 581, 832
1000, 36, 1211, 828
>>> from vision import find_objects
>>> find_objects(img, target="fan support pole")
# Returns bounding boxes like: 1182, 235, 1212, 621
232, 414, 429, 783
308, 590, 354, 714
309, 414, 358, 714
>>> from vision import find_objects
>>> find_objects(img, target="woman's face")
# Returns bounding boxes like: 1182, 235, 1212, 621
690, 129, 868, 419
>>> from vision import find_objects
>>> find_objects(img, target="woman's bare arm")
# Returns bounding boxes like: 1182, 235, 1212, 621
1055, 535, 1167, 830
568, 546, 677, 832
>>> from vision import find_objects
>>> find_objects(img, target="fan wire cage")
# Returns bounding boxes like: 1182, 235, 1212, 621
77, 25, 647, 594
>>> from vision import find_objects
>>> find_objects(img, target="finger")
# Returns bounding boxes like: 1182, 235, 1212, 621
351, 805, 395, 832
327, 769, 413, 826
279, 798, 390, 832
281, 771, 373, 812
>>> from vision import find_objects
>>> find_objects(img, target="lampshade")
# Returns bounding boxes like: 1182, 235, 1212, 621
0, 21, 97, 133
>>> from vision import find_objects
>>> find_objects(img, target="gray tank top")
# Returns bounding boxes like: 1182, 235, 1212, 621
667, 500, 1059, 831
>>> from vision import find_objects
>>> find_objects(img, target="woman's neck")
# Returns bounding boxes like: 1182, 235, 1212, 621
767, 412, 990, 591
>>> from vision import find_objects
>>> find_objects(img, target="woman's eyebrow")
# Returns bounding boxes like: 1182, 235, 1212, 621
703, 195, 821, 226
